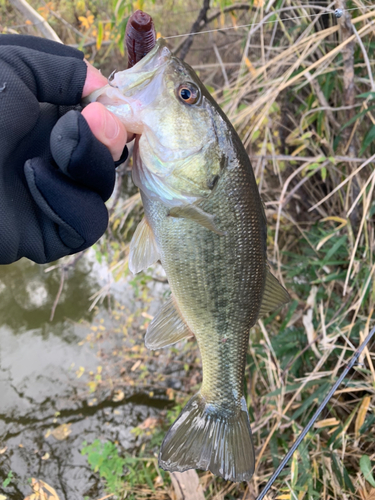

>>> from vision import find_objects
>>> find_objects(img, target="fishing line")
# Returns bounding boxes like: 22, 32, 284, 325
256, 326, 375, 500
7, 5, 374, 42
163, 6, 370, 40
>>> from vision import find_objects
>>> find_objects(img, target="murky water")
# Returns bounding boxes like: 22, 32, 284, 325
0, 250, 173, 499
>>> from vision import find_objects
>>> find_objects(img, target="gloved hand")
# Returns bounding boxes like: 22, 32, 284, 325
0, 35, 129, 264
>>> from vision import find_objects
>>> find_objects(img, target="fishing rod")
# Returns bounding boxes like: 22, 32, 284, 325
256, 325, 375, 500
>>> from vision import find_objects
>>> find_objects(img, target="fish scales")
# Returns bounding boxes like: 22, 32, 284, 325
87, 38, 290, 482
142, 143, 266, 408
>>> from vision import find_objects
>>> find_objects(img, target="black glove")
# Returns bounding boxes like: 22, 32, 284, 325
0, 35, 127, 264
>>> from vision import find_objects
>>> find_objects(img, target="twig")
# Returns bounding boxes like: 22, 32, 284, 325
335, 0, 356, 155
308, 153, 375, 211
47, 7, 85, 39
172, 2, 253, 55
96, 494, 114, 500
211, 40, 229, 87
178, 0, 210, 60
50, 268, 66, 321
305, 72, 341, 131
352, 23, 375, 91
9, 0, 62, 42
205, 2, 253, 25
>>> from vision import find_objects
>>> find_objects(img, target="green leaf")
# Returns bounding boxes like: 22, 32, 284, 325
343, 464, 355, 492
2, 471, 13, 488
360, 124, 375, 155
321, 167, 327, 182
291, 383, 330, 421
360, 455, 375, 487
96, 21, 103, 50
322, 235, 347, 263
357, 91, 375, 100
340, 105, 375, 131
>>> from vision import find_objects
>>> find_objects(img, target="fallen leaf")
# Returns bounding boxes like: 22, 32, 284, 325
0, 494, 7, 500
51, 423, 72, 441
314, 418, 340, 428
0, 447, 7, 454
154, 475, 163, 487
355, 396, 372, 438
75, 366, 85, 378
365, 488, 375, 500
360, 487, 375, 500
24, 478, 60, 500
113, 389, 125, 402
139, 417, 158, 430
244, 57, 256, 76
166, 388, 174, 400
302, 308, 321, 359
131, 359, 142, 371
41, 452, 50, 460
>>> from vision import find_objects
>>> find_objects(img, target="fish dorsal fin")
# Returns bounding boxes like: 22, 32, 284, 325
145, 296, 193, 350
259, 268, 291, 317
129, 217, 160, 274
168, 205, 226, 236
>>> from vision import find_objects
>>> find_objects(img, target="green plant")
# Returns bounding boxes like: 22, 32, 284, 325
81, 440, 127, 497
2, 471, 13, 489
81, 438, 168, 498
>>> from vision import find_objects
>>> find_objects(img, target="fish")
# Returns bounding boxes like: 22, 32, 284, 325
87, 39, 290, 482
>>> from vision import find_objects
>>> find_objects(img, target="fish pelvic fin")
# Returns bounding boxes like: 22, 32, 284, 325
168, 205, 226, 236
145, 296, 193, 350
258, 267, 291, 317
129, 217, 160, 274
159, 393, 255, 483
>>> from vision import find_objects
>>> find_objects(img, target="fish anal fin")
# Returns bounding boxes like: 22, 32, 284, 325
168, 205, 226, 236
129, 217, 160, 274
145, 296, 193, 350
259, 267, 291, 317
159, 394, 255, 482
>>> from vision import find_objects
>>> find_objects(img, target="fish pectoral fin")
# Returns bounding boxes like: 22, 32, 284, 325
129, 217, 160, 274
145, 296, 194, 350
168, 205, 226, 236
258, 267, 291, 317
159, 394, 255, 482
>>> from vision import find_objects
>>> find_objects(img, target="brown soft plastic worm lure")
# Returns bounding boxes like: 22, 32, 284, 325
125, 10, 156, 69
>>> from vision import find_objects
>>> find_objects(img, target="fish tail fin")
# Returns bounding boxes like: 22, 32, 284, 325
159, 393, 255, 482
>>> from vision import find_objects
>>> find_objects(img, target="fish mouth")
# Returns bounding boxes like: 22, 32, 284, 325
84, 38, 171, 114
111, 38, 170, 94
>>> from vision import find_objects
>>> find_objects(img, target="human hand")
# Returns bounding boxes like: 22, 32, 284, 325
0, 34, 128, 265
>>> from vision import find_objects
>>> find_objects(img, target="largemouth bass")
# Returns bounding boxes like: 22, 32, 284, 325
88, 39, 290, 482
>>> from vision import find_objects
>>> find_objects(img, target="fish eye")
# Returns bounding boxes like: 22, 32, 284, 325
177, 83, 199, 104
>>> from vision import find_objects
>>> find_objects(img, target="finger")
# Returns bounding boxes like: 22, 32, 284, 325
82, 61, 135, 143
82, 102, 128, 162
82, 60, 107, 97
24, 157, 108, 261
50, 110, 116, 201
